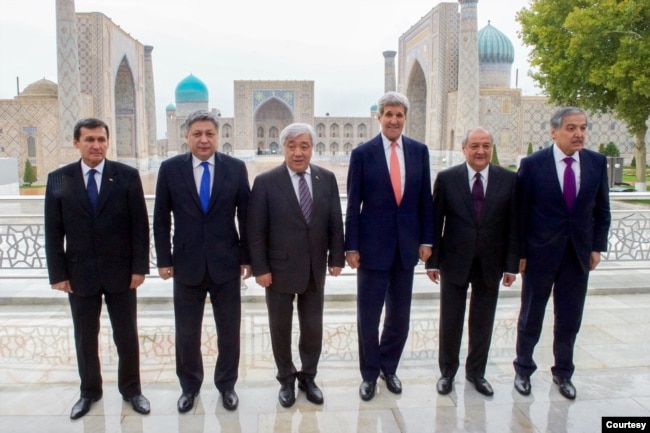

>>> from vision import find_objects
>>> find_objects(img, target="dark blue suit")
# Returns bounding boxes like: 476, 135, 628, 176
514, 146, 610, 379
153, 151, 250, 394
345, 133, 433, 381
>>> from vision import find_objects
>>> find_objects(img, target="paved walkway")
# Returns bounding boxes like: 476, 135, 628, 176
1, 269, 649, 432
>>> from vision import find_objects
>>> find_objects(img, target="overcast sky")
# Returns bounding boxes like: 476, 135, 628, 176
1, 0, 539, 138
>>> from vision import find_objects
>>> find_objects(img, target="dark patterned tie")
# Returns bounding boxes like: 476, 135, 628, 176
87, 168, 99, 211
199, 161, 210, 213
298, 172, 313, 223
563, 157, 576, 211
471, 172, 484, 221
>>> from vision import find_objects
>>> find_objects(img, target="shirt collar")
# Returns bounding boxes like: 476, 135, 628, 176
381, 134, 403, 150
192, 154, 214, 169
465, 163, 489, 182
286, 164, 311, 177
553, 143, 580, 164
81, 159, 105, 175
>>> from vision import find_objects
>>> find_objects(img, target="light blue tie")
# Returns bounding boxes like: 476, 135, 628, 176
199, 161, 210, 213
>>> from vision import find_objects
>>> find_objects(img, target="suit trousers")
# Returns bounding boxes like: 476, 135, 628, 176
173, 273, 241, 394
356, 261, 415, 381
68, 288, 141, 399
514, 242, 589, 379
265, 276, 323, 384
439, 258, 499, 378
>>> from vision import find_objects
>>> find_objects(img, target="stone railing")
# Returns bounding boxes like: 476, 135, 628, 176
1, 193, 649, 276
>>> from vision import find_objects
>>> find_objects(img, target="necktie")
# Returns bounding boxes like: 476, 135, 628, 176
390, 141, 402, 205
472, 172, 484, 221
199, 161, 210, 213
298, 172, 313, 223
563, 157, 576, 211
87, 168, 99, 211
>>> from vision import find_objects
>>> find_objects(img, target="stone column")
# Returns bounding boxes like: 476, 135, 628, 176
383, 51, 397, 93
144, 45, 157, 161
455, 0, 480, 149
55, 0, 82, 154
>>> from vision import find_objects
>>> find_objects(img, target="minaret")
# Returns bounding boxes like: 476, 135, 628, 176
144, 45, 157, 161
383, 51, 397, 93
55, 0, 82, 152
455, 0, 480, 149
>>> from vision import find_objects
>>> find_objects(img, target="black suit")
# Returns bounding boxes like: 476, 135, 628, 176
426, 163, 518, 378
514, 146, 610, 379
247, 163, 345, 383
45, 159, 149, 399
153, 151, 250, 394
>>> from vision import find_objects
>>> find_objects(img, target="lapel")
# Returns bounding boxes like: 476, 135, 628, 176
95, 159, 116, 215
369, 135, 397, 203
72, 161, 95, 215
541, 147, 567, 207
208, 152, 226, 213
310, 165, 326, 224
274, 163, 307, 223
179, 152, 204, 212
453, 164, 475, 221
482, 164, 503, 221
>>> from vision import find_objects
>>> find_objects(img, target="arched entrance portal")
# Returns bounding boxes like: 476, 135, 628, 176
254, 98, 293, 152
114, 56, 137, 160
406, 61, 427, 144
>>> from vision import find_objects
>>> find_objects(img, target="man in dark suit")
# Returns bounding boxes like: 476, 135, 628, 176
425, 127, 518, 397
345, 91, 434, 401
153, 110, 251, 412
45, 118, 150, 419
248, 123, 345, 407
514, 107, 611, 400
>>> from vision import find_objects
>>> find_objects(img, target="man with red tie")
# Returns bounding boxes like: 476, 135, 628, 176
514, 107, 611, 400
345, 91, 434, 401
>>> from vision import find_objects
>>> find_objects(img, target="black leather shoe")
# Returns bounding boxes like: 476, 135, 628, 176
514, 374, 531, 396
359, 380, 377, 401
221, 389, 239, 410
380, 373, 402, 394
123, 394, 150, 415
70, 396, 101, 419
553, 376, 576, 400
177, 392, 199, 413
466, 377, 494, 396
436, 376, 453, 395
298, 378, 324, 404
278, 383, 296, 408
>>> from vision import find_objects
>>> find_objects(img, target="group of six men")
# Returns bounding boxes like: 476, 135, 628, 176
44, 91, 610, 420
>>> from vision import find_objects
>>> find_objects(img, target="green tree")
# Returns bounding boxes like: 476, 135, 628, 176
491, 144, 500, 165
527, 142, 533, 155
517, 0, 650, 190
23, 160, 37, 186
631, 155, 636, 167
603, 142, 621, 157
598, 143, 606, 154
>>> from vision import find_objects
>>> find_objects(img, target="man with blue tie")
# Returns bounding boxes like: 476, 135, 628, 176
513, 107, 611, 400
45, 118, 151, 419
154, 110, 251, 412
345, 91, 434, 401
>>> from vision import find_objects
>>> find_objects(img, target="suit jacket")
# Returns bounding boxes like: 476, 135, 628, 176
44, 159, 150, 296
247, 163, 345, 294
425, 163, 518, 287
345, 134, 434, 270
153, 151, 250, 286
518, 146, 611, 273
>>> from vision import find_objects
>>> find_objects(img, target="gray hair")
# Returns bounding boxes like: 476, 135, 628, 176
377, 91, 410, 116
279, 123, 316, 148
461, 127, 493, 147
184, 110, 219, 133
550, 107, 588, 129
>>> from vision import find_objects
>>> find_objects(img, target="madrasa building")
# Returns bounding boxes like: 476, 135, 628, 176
0, 0, 644, 184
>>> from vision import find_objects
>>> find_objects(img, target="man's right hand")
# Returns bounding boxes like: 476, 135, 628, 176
51, 280, 73, 293
255, 273, 272, 288
158, 267, 174, 280
426, 270, 440, 284
345, 251, 360, 269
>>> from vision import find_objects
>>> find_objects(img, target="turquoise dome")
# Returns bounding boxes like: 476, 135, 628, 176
478, 22, 515, 64
175, 74, 208, 103
165, 103, 176, 111
370, 103, 378, 111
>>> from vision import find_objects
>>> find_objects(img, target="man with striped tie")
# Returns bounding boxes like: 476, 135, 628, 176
248, 123, 345, 408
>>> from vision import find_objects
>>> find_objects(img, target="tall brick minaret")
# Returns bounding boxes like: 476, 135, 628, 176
383, 51, 397, 93
455, 0, 480, 149
55, 0, 82, 155
144, 45, 157, 161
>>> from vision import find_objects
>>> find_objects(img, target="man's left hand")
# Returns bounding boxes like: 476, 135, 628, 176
130, 274, 145, 289
419, 245, 432, 263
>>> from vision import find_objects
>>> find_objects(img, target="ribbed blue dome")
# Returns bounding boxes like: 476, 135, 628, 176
478, 22, 514, 64
175, 74, 208, 103
165, 103, 176, 111
370, 103, 378, 111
